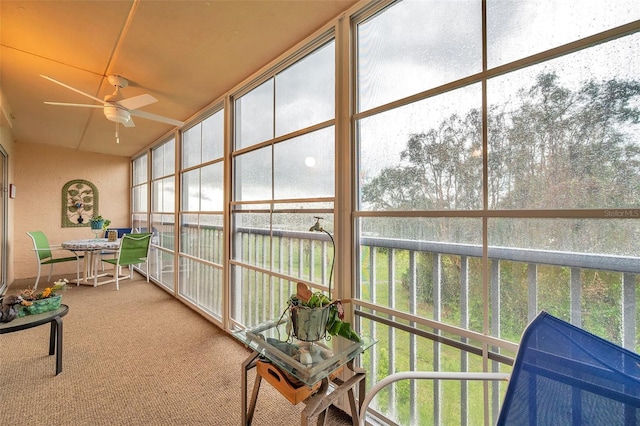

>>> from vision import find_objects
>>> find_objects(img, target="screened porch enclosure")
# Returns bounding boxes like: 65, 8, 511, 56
130, 1, 640, 424
142, 222, 638, 424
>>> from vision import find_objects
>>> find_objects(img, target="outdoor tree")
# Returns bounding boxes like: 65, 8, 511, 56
361, 72, 640, 323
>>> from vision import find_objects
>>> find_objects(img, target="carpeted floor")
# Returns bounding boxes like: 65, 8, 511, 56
0, 275, 354, 425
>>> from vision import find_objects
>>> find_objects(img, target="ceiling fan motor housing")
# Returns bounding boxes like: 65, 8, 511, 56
108, 75, 129, 89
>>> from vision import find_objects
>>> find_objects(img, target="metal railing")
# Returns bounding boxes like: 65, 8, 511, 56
169, 224, 639, 424
354, 236, 639, 425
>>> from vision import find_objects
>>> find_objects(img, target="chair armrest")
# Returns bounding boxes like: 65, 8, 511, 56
359, 371, 510, 426
34, 245, 67, 251
42, 246, 78, 253
32, 247, 73, 253
32, 247, 83, 259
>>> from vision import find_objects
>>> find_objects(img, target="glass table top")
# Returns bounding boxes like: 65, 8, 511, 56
233, 318, 376, 387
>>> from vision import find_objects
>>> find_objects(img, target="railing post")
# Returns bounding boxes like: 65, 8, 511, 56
370, 246, 378, 411
370, 246, 376, 304
277, 237, 284, 314
321, 239, 327, 287
433, 253, 442, 425
528, 263, 538, 321
298, 239, 304, 281
570, 267, 581, 326
622, 272, 636, 351
388, 248, 397, 416
288, 238, 294, 296
309, 240, 315, 283
490, 259, 501, 423
460, 255, 469, 424
408, 250, 418, 426
261, 235, 268, 321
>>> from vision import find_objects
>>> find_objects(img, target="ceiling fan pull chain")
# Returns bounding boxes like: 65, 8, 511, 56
115, 122, 120, 144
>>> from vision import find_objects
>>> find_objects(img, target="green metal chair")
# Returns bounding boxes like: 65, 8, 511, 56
101, 233, 152, 290
26, 231, 83, 290
99, 227, 133, 270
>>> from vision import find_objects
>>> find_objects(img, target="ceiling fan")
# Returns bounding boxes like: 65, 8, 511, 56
41, 74, 185, 143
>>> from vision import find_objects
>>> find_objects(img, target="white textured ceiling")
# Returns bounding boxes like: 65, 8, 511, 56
0, 0, 357, 157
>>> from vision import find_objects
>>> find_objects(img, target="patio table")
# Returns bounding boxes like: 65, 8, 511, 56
61, 238, 123, 287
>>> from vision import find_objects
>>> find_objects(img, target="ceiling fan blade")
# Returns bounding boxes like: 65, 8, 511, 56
40, 75, 105, 104
44, 102, 103, 109
130, 109, 184, 127
117, 94, 158, 111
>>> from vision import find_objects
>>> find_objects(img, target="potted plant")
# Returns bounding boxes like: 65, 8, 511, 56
287, 282, 361, 342
283, 217, 361, 343
90, 215, 111, 231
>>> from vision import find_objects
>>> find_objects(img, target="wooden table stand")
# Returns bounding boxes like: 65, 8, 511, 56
242, 354, 365, 426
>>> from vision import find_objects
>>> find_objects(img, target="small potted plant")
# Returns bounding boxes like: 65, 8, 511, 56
287, 282, 361, 342
281, 217, 361, 343
90, 215, 111, 231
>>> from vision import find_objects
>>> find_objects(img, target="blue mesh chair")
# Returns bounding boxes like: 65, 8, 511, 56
498, 311, 640, 425
360, 311, 640, 425
103, 228, 133, 238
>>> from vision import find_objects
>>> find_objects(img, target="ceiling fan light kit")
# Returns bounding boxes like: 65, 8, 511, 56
41, 74, 184, 143
103, 105, 131, 125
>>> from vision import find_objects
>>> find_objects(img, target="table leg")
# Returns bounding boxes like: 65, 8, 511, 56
347, 387, 358, 426
48, 316, 63, 375
349, 359, 366, 426
242, 352, 260, 426
302, 378, 330, 426
92, 251, 100, 287
75, 249, 116, 287
49, 319, 57, 355
83, 252, 92, 284
247, 372, 262, 425
55, 316, 63, 375
301, 361, 367, 426
71, 250, 94, 285
316, 408, 328, 426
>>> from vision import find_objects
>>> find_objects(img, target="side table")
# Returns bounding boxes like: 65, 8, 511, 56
0, 304, 69, 375
234, 318, 376, 426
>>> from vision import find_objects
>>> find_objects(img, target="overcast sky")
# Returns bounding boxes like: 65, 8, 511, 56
358, 0, 640, 182
194, 0, 640, 211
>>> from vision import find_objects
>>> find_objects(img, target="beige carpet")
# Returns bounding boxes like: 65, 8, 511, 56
0, 275, 353, 425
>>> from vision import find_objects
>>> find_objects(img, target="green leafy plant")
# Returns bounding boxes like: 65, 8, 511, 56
90, 215, 111, 230
287, 282, 361, 342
